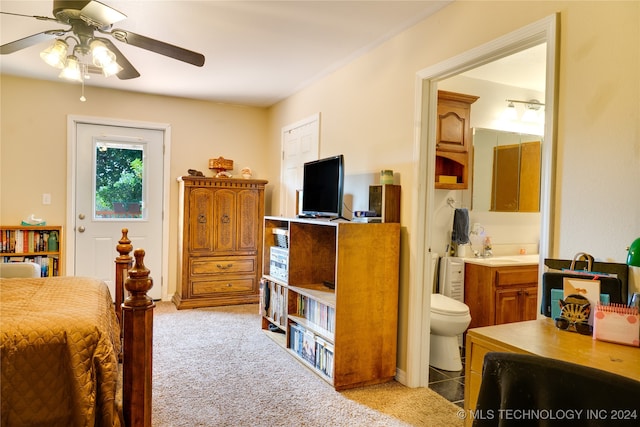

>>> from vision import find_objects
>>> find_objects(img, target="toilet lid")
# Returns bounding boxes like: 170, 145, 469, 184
431, 294, 469, 315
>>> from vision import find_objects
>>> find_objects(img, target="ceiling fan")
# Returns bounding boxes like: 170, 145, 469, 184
0, 0, 205, 82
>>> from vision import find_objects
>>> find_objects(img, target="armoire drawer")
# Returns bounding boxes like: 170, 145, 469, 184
191, 277, 256, 296
190, 256, 257, 276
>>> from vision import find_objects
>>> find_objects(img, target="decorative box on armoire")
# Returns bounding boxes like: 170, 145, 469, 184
173, 176, 268, 309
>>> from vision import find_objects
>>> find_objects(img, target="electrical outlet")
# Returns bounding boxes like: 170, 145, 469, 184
42, 193, 51, 205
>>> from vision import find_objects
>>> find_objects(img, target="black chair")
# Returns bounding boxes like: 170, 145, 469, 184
472, 352, 640, 427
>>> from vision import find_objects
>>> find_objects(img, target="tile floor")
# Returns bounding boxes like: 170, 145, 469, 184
428, 349, 466, 407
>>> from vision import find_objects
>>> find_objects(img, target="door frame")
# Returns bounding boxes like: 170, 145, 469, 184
279, 112, 320, 217
405, 14, 559, 387
66, 115, 172, 300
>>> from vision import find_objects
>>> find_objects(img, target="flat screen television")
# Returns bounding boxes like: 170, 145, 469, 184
301, 154, 344, 218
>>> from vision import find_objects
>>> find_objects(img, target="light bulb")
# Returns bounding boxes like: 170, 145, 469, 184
59, 55, 83, 82
40, 39, 68, 69
101, 60, 123, 77
501, 102, 518, 121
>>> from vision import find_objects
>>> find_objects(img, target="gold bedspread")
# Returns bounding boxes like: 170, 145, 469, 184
1, 277, 121, 427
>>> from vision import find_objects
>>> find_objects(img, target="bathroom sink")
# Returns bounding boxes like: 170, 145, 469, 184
464, 255, 540, 267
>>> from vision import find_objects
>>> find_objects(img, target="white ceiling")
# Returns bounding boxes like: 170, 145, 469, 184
1, 1, 545, 107
1, 0, 452, 106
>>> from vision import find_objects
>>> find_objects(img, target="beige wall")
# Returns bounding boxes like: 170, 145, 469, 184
0, 77, 269, 296
267, 1, 639, 373
1, 0, 639, 377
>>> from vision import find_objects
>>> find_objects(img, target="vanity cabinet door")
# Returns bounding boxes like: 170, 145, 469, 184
495, 287, 522, 324
495, 285, 538, 324
521, 285, 539, 320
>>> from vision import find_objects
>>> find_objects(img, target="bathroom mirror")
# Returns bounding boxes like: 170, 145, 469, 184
472, 128, 542, 212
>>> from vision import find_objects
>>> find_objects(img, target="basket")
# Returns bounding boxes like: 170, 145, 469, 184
208, 156, 234, 172
272, 228, 289, 248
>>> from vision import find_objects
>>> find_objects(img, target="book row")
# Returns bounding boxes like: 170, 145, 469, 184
295, 294, 335, 334
289, 323, 334, 379
1, 230, 59, 254
1, 256, 59, 277
261, 279, 287, 327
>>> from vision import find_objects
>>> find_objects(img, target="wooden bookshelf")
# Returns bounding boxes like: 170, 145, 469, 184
0, 225, 63, 276
260, 217, 400, 390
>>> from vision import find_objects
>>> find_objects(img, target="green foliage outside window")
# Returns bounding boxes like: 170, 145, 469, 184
95, 146, 143, 211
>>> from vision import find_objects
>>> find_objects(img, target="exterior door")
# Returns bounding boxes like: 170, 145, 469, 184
75, 122, 163, 300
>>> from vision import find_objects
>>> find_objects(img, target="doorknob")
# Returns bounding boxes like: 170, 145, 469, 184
78, 213, 85, 220
78, 226, 86, 233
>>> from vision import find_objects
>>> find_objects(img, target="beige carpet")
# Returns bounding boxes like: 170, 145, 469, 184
152, 302, 464, 426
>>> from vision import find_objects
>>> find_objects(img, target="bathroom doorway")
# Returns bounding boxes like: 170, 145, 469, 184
406, 14, 560, 387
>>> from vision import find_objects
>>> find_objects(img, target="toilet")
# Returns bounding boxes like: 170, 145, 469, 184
429, 254, 471, 371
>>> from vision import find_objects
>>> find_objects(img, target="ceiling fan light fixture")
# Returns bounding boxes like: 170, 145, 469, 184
59, 55, 83, 82
40, 39, 68, 69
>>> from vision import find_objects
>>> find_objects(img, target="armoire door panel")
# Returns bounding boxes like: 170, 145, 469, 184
189, 188, 214, 252
237, 190, 260, 251
213, 189, 237, 252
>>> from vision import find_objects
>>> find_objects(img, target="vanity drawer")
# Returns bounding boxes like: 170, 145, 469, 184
495, 266, 538, 287
190, 256, 257, 276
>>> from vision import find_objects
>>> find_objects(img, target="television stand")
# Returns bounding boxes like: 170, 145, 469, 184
261, 216, 401, 390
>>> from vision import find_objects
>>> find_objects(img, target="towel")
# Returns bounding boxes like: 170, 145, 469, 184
451, 208, 470, 244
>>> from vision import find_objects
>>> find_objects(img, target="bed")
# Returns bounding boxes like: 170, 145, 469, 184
0, 228, 153, 427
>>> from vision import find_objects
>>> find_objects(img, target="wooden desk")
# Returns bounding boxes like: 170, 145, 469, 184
464, 318, 640, 426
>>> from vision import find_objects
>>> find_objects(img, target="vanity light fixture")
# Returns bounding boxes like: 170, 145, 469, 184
503, 99, 545, 123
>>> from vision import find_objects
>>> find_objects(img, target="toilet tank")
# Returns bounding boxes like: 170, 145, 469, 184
439, 256, 465, 303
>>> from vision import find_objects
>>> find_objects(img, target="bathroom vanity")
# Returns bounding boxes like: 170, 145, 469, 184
463, 255, 540, 328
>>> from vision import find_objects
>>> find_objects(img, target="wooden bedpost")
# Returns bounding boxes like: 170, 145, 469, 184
122, 248, 154, 427
115, 228, 133, 325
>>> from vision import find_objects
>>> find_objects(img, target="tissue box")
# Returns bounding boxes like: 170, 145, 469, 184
593, 304, 639, 347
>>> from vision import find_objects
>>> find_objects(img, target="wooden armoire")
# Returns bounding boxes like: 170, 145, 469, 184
173, 176, 268, 309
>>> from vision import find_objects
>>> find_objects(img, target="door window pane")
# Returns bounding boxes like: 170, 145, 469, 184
94, 141, 145, 220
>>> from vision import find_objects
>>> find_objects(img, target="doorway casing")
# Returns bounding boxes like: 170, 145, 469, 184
405, 14, 559, 387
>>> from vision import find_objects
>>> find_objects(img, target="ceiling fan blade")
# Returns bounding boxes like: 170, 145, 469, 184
109, 29, 205, 67
79, 0, 126, 27
0, 30, 67, 54
95, 37, 140, 80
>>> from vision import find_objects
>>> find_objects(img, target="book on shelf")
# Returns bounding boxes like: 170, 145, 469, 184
301, 330, 316, 365
296, 294, 335, 333
314, 336, 335, 379
265, 280, 287, 326
289, 323, 304, 355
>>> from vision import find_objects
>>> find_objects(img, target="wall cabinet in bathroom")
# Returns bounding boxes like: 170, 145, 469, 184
435, 90, 479, 189
464, 263, 538, 328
